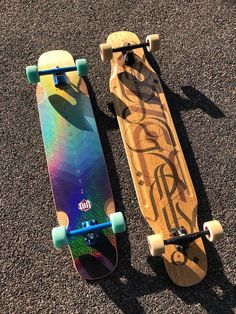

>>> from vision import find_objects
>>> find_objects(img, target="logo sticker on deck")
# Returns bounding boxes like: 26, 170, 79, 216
78, 199, 92, 212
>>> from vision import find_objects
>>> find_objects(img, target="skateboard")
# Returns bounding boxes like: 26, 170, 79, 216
100, 31, 224, 286
26, 50, 126, 280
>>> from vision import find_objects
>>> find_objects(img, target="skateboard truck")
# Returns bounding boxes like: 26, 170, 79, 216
112, 42, 149, 53
170, 227, 188, 251
167, 227, 211, 251
118, 44, 136, 66
100, 34, 160, 63
26, 59, 88, 85
82, 220, 100, 246
52, 212, 126, 250
73, 219, 112, 247
148, 220, 224, 256
53, 67, 68, 86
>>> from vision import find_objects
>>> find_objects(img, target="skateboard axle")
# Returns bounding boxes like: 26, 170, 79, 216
164, 230, 209, 246
38, 66, 77, 76
112, 42, 149, 53
67, 221, 112, 237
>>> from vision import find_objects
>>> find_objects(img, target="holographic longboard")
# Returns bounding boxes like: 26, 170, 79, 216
26, 50, 126, 280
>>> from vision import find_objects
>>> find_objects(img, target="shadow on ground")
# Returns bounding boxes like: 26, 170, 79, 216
83, 52, 235, 313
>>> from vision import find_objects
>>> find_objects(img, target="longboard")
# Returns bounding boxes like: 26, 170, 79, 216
100, 31, 224, 286
26, 50, 126, 280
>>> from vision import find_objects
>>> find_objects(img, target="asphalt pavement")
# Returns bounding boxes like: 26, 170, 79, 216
1, 0, 235, 313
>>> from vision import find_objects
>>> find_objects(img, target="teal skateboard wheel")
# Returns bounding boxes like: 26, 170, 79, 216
75, 59, 88, 76
52, 226, 68, 250
110, 212, 126, 234
26, 65, 40, 84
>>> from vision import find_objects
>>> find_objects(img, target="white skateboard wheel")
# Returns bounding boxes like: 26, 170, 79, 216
100, 43, 113, 61
146, 34, 160, 52
147, 234, 165, 256
203, 220, 224, 242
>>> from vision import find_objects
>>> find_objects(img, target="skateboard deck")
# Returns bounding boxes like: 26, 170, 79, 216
104, 31, 207, 286
34, 50, 119, 279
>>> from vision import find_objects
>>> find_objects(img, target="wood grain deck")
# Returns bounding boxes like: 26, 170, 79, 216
106, 31, 207, 286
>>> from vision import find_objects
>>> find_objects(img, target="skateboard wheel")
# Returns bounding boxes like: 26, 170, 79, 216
100, 43, 113, 62
147, 234, 165, 256
146, 34, 160, 52
52, 226, 68, 250
110, 212, 126, 234
203, 220, 224, 242
75, 59, 88, 77
26, 65, 40, 84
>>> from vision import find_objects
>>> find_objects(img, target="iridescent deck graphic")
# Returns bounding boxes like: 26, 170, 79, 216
36, 51, 117, 279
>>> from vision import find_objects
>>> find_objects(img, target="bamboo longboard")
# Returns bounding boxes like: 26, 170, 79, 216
106, 32, 207, 286
36, 50, 117, 279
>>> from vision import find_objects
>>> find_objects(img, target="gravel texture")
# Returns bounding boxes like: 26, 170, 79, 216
1, 0, 235, 313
